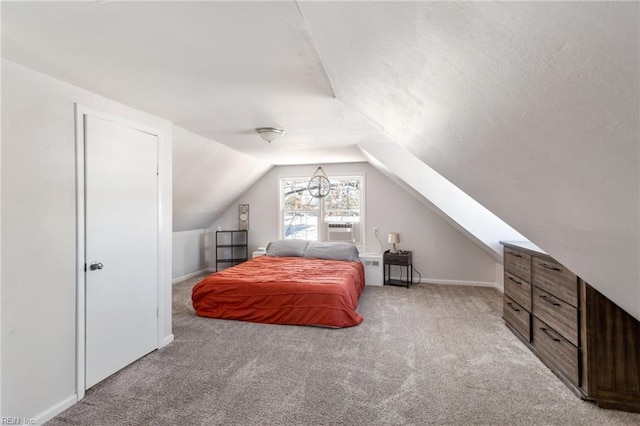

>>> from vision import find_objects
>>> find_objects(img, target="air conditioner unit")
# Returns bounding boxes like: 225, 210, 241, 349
326, 223, 354, 242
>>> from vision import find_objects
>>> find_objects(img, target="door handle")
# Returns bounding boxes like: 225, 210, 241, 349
90, 261, 104, 271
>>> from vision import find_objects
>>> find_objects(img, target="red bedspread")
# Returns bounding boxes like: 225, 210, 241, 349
192, 256, 365, 328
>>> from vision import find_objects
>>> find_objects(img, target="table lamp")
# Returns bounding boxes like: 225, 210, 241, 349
388, 233, 400, 254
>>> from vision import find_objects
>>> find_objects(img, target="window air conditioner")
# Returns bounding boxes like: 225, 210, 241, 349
326, 223, 354, 242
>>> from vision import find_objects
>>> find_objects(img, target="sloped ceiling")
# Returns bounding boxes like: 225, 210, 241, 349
1, 1, 383, 165
359, 142, 526, 263
2, 2, 638, 319
172, 126, 272, 231
300, 1, 639, 319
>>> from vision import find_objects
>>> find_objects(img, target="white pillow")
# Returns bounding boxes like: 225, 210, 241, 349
265, 240, 309, 257
303, 241, 359, 262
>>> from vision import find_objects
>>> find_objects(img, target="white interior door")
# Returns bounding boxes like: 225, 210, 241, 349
85, 115, 159, 389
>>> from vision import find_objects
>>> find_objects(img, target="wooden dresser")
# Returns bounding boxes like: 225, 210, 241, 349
501, 241, 640, 412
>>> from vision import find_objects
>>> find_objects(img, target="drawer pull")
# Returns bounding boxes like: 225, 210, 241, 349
511, 253, 523, 258
507, 302, 521, 312
539, 294, 561, 306
539, 262, 561, 272
540, 326, 562, 342
508, 276, 523, 285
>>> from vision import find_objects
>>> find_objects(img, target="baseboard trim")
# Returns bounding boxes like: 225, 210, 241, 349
161, 333, 174, 348
385, 276, 500, 291
33, 394, 77, 425
420, 278, 500, 290
172, 269, 208, 284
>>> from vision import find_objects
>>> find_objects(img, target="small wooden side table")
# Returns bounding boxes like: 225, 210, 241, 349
383, 250, 413, 288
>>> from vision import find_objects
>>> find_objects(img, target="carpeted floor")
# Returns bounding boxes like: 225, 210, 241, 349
48, 275, 640, 425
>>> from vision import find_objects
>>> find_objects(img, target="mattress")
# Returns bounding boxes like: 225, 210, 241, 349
191, 255, 365, 328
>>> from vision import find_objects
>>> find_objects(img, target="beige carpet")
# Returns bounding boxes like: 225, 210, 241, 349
48, 275, 640, 425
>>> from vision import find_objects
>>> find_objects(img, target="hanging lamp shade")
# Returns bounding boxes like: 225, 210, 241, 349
308, 166, 331, 198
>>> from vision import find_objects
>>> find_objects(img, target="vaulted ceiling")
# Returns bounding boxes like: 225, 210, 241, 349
2, 1, 385, 165
3, 2, 638, 319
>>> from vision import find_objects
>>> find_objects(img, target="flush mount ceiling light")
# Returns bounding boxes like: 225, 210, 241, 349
256, 127, 285, 143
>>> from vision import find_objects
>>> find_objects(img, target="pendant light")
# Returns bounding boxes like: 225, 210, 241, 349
308, 166, 331, 198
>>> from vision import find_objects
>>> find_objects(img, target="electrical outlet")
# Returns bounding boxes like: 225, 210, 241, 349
373, 227, 378, 235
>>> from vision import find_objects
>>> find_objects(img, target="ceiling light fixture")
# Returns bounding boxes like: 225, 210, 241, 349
256, 127, 285, 143
308, 166, 331, 198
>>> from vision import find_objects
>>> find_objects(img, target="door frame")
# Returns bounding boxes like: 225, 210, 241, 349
74, 105, 167, 400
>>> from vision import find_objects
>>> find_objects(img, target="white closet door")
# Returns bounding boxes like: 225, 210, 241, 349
84, 115, 158, 389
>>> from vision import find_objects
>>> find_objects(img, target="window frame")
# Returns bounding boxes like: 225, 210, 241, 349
278, 173, 366, 245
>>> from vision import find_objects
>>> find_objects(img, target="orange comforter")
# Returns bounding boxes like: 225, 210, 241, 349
192, 256, 365, 328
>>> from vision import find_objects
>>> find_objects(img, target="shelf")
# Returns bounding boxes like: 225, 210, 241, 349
384, 279, 411, 287
216, 230, 248, 271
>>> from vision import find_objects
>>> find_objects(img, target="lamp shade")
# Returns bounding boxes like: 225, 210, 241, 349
388, 233, 400, 244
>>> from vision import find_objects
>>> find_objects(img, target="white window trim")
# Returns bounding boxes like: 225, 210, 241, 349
278, 173, 366, 246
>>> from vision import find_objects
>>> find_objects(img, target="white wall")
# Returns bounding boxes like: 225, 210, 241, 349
172, 229, 208, 282
210, 163, 497, 286
0, 57, 3, 415
1, 60, 173, 421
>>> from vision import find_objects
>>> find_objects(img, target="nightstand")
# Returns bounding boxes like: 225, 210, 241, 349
252, 251, 266, 259
383, 250, 413, 288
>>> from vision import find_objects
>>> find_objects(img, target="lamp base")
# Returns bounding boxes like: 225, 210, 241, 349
389, 244, 399, 254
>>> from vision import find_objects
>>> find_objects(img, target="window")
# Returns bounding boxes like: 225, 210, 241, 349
281, 177, 320, 241
280, 174, 364, 243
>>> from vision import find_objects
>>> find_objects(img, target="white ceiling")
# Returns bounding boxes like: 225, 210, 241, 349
1, 1, 386, 165
298, 1, 639, 319
3, 2, 639, 320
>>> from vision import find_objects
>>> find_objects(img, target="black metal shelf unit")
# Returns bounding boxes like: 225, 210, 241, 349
215, 230, 248, 271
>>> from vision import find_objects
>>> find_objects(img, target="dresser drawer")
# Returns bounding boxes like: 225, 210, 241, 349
532, 286, 578, 346
503, 296, 531, 342
383, 252, 412, 265
504, 271, 531, 312
504, 248, 531, 282
532, 257, 578, 307
532, 317, 579, 388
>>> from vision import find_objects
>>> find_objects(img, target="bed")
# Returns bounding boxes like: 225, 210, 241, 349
191, 240, 365, 328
